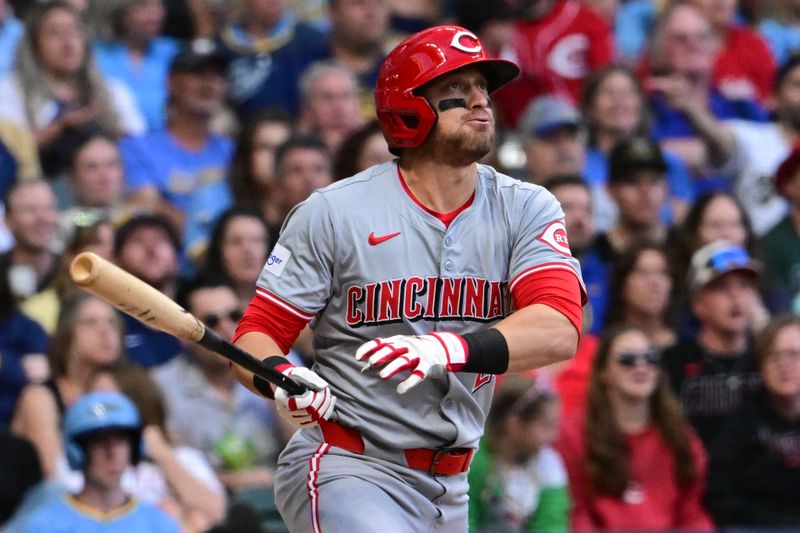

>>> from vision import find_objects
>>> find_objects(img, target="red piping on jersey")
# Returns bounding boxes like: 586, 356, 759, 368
255, 288, 315, 320
308, 443, 330, 533
397, 167, 474, 227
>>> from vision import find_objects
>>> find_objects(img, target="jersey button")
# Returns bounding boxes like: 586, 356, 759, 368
444, 237, 452, 247
443, 399, 454, 408
444, 260, 453, 270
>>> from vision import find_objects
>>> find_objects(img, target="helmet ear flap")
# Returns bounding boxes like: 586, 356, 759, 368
376, 92, 437, 150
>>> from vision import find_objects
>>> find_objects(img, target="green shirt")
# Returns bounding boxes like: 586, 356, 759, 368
759, 214, 800, 309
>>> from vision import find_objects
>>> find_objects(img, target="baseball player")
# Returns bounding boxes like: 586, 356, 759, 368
231, 25, 586, 533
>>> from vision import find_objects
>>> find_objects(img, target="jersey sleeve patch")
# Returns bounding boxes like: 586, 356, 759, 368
536, 221, 572, 257
265, 243, 292, 277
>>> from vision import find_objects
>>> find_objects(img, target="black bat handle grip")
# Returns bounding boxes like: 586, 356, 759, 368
197, 328, 307, 396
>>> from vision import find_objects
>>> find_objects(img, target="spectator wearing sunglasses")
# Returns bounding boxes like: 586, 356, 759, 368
152, 278, 287, 495
662, 240, 764, 453
706, 314, 800, 529
556, 325, 714, 532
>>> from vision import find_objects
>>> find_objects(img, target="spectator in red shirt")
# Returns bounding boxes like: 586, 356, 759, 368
688, 0, 777, 103
494, 0, 614, 128
556, 324, 714, 532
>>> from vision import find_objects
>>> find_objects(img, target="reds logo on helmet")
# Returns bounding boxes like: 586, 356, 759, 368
537, 221, 572, 256
374, 25, 520, 153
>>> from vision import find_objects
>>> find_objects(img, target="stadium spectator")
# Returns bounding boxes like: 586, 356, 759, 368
581, 136, 672, 335
91, 362, 226, 532
605, 241, 676, 350
326, 0, 390, 118
662, 240, 764, 451
1, 181, 59, 301
706, 314, 800, 529
184, 108, 293, 261
580, 65, 694, 230
557, 324, 714, 532
10, 293, 125, 479
94, 0, 180, 131
217, 0, 328, 118
0, 258, 48, 426
195, 208, 270, 309
761, 146, 800, 312
518, 96, 586, 185
722, 55, 800, 236
0, 2, 144, 178
468, 375, 569, 533
21, 217, 115, 335
688, 0, 776, 103
271, 134, 333, 227
645, 2, 766, 192
296, 61, 365, 153
332, 119, 393, 181
113, 214, 183, 368
153, 279, 286, 494
0, 118, 41, 196
120, 39, 233, 231
0, 430, 42, 527
20, 391, 179, 533
493, 0, 614, 128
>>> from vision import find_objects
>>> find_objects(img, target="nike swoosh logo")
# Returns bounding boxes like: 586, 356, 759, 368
368, 231, 401, 246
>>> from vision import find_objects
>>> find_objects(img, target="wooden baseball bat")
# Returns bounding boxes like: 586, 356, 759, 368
69, 252, 305, 396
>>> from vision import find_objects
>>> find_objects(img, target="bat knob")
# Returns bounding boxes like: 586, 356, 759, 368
70, 252, 101, 286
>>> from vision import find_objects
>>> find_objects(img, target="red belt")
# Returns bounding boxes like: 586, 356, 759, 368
318, 420, 474, 476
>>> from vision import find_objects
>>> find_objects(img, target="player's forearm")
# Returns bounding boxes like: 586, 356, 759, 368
232, 331, 287, 397
493, 304, 578, 373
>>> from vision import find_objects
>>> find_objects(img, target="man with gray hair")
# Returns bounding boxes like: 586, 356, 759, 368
297, 61, 365, 152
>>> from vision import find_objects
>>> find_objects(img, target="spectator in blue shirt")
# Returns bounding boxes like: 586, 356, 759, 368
94, 0, 180, 131
0, 0, 22, 77
217, 0, 329, 118
120, 40, 233, 232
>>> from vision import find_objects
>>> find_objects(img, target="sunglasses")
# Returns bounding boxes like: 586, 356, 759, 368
616, 349, 661, 368
708, 246, 751, 272
201, 309, 243, 328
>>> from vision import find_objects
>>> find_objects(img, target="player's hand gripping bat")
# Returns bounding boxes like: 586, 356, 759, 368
69, 251, 306, 396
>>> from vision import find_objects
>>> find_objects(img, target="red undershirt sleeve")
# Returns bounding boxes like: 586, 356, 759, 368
232, 291, 310, 355
510, 268, 584, 337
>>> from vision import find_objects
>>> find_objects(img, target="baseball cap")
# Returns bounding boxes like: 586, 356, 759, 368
170, 39, 228, 75
774, 144, 800, 197
688, 241, 761, 294
608, 136, 668, 182
519, 96, 581, 138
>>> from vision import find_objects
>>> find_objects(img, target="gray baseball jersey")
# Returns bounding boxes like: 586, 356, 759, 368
258, 160, 582, 532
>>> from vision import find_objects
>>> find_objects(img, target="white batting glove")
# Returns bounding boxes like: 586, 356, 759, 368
274, 365, 336, 429
355, 332, 467, 394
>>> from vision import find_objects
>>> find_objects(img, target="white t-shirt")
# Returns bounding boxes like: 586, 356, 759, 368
724, 119, 790, 235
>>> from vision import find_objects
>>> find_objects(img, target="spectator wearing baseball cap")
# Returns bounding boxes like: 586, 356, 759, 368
661, 240, 764, 453
581, 136, 673, 335
760, 144, 800, 312
519, 96, 587, 185
120, 38, 234, 234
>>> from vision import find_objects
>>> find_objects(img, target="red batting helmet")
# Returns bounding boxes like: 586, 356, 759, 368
375, 25, 519, 152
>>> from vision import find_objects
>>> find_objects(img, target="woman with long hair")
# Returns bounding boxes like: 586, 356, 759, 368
11, 293, 125, 478
556, 325, 714, 531
605, 241, 676, 349
0, 1, 144, 177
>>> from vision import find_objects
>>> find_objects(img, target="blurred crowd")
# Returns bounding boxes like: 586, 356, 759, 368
0, 0, 800, 532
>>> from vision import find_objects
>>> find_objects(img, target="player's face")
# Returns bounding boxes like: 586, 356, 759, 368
697, 195, 747, 247
623, 249, 672, 319
221, 215, 269, 287
602, 330, 660, 402
692, 272, 756, 336
72, 298, 122, 369
83, 430, 131, 490
419, 67, 495, 166
761, 324, 800, 401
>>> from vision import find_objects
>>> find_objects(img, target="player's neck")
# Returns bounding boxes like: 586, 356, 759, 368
398, 159, 477, 213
